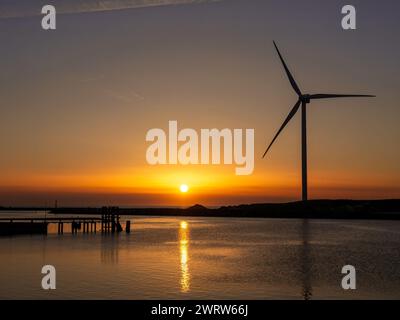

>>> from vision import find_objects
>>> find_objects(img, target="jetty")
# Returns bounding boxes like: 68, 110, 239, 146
0, 207, 129, 236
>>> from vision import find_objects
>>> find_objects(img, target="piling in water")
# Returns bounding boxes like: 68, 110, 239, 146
126, 220, 131, 233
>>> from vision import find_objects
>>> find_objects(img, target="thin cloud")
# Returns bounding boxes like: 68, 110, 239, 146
105, 88, 145, 103
0, 0, 224, 19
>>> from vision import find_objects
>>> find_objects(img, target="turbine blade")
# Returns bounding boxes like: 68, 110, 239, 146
262, 100, 301, 158
310, 94, 375, 100
273, 41, 302, 96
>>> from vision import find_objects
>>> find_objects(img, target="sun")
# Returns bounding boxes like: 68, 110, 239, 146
179, 184, 189, 193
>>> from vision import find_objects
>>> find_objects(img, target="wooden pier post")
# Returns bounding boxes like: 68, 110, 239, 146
111, 214, 116, 233
58, 221, 64, 235
73, 221, 78, 234
126, 220, 131, 233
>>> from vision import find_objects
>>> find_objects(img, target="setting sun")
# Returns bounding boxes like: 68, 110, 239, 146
180, 184, 189, 193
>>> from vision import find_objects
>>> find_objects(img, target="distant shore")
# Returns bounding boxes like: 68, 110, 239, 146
2, 199, 400, 220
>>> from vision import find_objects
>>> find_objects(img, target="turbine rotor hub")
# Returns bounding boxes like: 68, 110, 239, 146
301, 94, 311, 103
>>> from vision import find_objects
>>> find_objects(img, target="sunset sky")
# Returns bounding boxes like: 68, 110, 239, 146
0, 0, 399, 206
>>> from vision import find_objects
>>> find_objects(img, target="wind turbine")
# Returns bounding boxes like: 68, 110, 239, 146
263, 41, 375, 201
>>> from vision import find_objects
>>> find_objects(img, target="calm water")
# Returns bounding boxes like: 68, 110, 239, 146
0, 211, 400, 299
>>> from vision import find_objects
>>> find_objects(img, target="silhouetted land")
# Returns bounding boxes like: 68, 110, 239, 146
2, 200, 400, 220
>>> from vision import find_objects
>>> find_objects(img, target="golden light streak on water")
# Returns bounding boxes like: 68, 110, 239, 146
179, 221, 190, 293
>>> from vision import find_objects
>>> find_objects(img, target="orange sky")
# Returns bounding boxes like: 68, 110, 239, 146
0, 1, 400, 206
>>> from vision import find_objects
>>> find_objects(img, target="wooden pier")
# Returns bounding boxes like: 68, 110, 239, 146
100, 207, 123, 234
0, 207, 130, 236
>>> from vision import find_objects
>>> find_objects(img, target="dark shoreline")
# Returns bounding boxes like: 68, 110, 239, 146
2, 199, 400, 220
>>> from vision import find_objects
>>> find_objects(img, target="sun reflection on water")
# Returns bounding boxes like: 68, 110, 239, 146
179, 221, 190, 293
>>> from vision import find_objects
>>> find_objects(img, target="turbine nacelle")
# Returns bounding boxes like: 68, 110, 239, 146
300, 94, 311, 103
